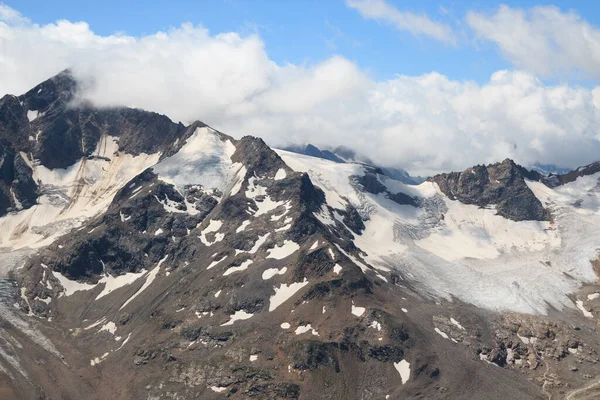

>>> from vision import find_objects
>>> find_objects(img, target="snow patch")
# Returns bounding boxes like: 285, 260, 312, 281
434, 328, 449, 339
229, 166, 247, 196
119, 255, 168, 310
274, 168, 287, 180
351, 302, 366, 317
236, 220, 251, 233
237, 232, 270, 255
269, 279, 309, 311
115, 333, 132, 351
84, 318, 107, 330
207, 255, 227, 270
266, 240, 300, 260
98, 321, 117, 335
154, 194, 196, 215
262, 267, 287, 280
369, 321, 382, 331
199, 220, 224, 246
328, 248, 335, 260
10, 189, 22, 210
394, 359, 410, 384
223, 259, 253, 276
275, 223, 292, 232
245, 176, 291, 218
90, 352, 109, 366
576, 300, 593, 318
35, 296, 51, 305
450, 318, 465, 330
52, 270, 96, 297
26, 110, 40, 122
334, 244, 369, 273
517, 334, 532, 344
333, 264, 342, 274
294, 324, 319, 336
221, 310, 253, 326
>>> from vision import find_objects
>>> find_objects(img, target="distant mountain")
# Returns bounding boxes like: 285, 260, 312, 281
282, 143, 425, 185
281, 144, 344, 163
2, 71, 600, 400
530, 163, 572, 176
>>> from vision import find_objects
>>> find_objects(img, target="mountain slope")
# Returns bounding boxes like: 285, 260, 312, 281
282, 143, 424, 185
1, 72, 600, 399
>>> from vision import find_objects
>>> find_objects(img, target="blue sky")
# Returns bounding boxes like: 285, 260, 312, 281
7, 0, 599, 83
2, 1, 600, 174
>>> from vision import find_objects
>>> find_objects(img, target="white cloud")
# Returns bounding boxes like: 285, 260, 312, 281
346, 0, 456, 44
467, 5, 600, 78
0, 4, 27, 24
1, 5, 600, 176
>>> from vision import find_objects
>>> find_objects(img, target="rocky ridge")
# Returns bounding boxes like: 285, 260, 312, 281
430, 159, 549, 221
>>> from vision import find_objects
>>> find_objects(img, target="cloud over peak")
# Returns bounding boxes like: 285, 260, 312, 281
1, 5, 600, 176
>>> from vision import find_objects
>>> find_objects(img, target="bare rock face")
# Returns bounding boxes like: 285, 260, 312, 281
430, 159, 548, 221
0, 144, 37, 216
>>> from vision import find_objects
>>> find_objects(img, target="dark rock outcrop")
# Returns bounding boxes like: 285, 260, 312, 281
289, 341, 341, 372
351, 168, 419, 208
430, 159, 548, 221
0, 144, 37, 216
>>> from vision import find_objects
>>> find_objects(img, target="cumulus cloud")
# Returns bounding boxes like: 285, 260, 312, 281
345, 0, 456, 44
467, 5, 600, 79
1, 5, 600, 175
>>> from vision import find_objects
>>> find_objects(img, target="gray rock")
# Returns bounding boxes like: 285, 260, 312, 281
430, 159, 548, 221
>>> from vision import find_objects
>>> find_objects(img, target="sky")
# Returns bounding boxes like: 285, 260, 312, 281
1, 0, 600, 175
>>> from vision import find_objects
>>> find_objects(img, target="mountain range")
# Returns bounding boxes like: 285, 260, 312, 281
1, 70, 600, 399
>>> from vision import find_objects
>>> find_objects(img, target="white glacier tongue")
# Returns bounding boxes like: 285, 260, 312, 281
276, 149, 600, 315
153, 127, 244, 195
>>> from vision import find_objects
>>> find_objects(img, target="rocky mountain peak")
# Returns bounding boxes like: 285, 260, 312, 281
19, 68, 78, 112
430, 158, 548, 221
233, 135, 290, 178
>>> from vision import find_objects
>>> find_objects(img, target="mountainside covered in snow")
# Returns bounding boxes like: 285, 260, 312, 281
282, 144, 425, 185
2, 71, 600, 399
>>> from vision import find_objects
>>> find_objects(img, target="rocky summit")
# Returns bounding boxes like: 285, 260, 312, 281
2, 71, 600, 400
